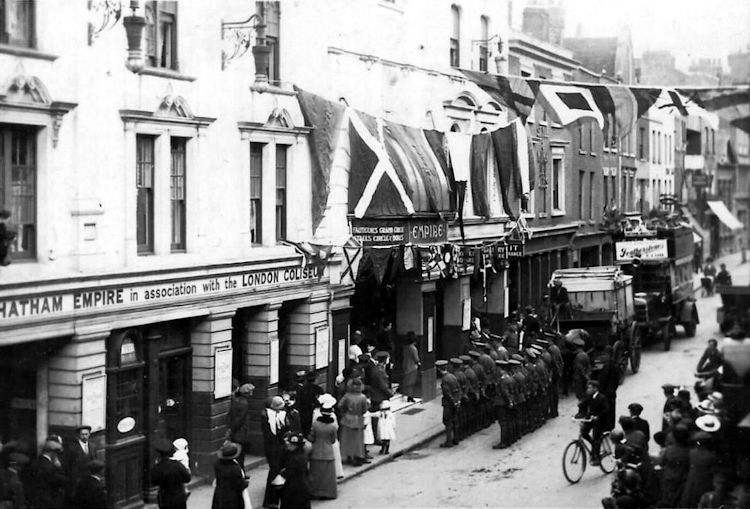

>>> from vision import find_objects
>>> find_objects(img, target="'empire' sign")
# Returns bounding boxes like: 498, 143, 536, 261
351, 219, 447, 246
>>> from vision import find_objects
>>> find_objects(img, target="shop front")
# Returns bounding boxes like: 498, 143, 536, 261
0, 255, 343, 508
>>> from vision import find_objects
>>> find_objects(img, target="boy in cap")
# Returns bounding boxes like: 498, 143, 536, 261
628, 403, 650, 442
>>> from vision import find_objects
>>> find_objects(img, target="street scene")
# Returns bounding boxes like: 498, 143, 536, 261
0, 0, 749, 508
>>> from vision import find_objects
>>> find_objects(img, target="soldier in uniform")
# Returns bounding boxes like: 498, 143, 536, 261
449, 358, 468, 441
459, 354, 479, 435
525, 349, 541, 429
492, 360, 513, 449
476, 344, 497, 428
510, 355, 528, 436
506, 358, 521, 443
532, 345, 551, 424
467, 351, 488, 429
544, 337, 564, 417
437, 360, 460, 447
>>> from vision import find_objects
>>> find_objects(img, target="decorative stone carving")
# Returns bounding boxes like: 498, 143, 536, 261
88, 0, 122, 45
5, 75, 52, 104
156, 95, 194, 118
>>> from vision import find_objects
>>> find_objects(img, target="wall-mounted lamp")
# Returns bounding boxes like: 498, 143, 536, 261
221, 13, 266, 72
122, 1, 146, 73
471, 34, 504, 55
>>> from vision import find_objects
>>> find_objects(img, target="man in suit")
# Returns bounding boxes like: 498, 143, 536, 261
150, 438, 191, 509
65, 424, 97, 486
577, 380, 609, 466
25, 436, 69, 508
72, 459, 111, 508
628, 403, 651, 442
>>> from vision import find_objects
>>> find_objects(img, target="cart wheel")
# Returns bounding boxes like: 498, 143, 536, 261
629, 325, 642, 373
662, 322, 671, 351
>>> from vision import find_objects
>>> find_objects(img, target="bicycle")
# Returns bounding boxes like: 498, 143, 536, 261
562, 417, 616, 484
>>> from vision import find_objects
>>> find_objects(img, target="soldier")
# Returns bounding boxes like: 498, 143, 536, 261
467, 351, 488, 429
476, 344, 497, 428
449, 358, 468, 441
492, 360, 513, 449
507, 358, 523, 442
510, 354, 528, 436
459, 354, 480, 435
437, 360, 460, 448
525, 349, 541, 429
572, 337, 591, 400
545, 337, 564, 417
532, 346, 551, 424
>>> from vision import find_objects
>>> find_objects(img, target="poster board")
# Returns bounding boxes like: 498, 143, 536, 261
427, 316, 434, 352
270, 339, 279, 385
214, 347, 233, 399
338, 339, 346, 374
81, 372, 106, 432
462, 299, 471, 331
315, 326, 330, 369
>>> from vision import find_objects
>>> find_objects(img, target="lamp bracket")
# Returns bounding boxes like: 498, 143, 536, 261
221, 13, 265, 70
88, 0, 122, 45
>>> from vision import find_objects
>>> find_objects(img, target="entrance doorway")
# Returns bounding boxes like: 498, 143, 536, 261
0, 345, 37, 454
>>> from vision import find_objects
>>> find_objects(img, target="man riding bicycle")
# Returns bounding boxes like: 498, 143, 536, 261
575, 380, 609, 465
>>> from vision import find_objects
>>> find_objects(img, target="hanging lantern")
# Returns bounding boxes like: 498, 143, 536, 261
123, 2, 146, 73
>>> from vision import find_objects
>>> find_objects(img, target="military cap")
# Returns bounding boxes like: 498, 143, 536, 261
375, 350, 390, 360
474, 342, 489, 349
450, 357, 463, 366
459, 354, 472, 363
511, 354, 524, 362
536, 339, 550, 346
525, 349, 537, 358
468, 350, 480, 358
495, 359, 509, 366
435, 359, 449, 367
508, 359, 521, 365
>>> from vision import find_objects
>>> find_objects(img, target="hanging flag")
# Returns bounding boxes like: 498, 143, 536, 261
536, 83, 604, 129
677, 87, 750, 131
294, 87, 347, 232
512, 119, 530, 196
470, 133, 492, 218
446, 131, 473, 182
663, 90, 689, 116
423, 129, 455, 192
369, 247, 394, 284
456, 181, 467, 243
585, 85, 616, 137
629, 87, 662, 119
527, 134, 537, 192
459, 70, 538, 122
403, 245, 415, 270
341, 237, 363, 283
606, 85, 638, 139
490, 122, 520, 220
285, 241, 332, 280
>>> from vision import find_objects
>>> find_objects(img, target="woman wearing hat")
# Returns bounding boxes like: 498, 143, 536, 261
400, 332, 421, 402
150, 438, 191, 509
307, 397, 338, 500
262, 396, 289, 509
278, 433, 312, 509
337, 377, 369, 466
211, 442, 248, 509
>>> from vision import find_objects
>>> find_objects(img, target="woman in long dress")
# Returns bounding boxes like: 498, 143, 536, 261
307, 405, 338, 499
337, 378, 369, 466
279, 433, 312, 509
211, 442, 248, 509
400, 332, 421, 401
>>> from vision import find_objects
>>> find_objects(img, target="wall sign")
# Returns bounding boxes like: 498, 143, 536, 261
214, 347, 233, 399
315, 327, 330, 370
82, 372, 106, 432
496, 240, 525, 260
462, 299, 471, 331
0, 261, 327, 325
615, 239, 669, 261
351, 218, 447, 246
692, 172, 709, 187
427, 316, 434, 353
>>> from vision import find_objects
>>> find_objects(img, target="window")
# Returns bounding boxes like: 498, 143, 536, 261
603, 173, 609, 206
578, 170, 584, 219
0, 0, 34, 47
260, 1, 280, 83
704, 127, 710, 154
0, 126, 35, 258
450, 5, 460, 67
589, 173, 594, 220
639, 127, 645, 159
478, 15, 489, 72
136, 135, 155, 254
275, 145, 287, 241
657, 132, 661, 164
578, 123, 583, 150
250, 143, 263, 244
552, 157, 562, 211
170, 138, 186, 251
589, 123, 594, 151
144, 1, 178, 70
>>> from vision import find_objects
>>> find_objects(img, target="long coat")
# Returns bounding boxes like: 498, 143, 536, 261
658, 443, 690, 507
228, 394, 252, 445
65, 439, 98, 482
150, 458, 191, 509
211, 458, 247, 509
73, 474, 110, 509
279, 448, 312, 509
25, 454, 68, 509
680, 446, 717, 508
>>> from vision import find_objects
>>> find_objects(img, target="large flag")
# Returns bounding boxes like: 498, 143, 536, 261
491, 122, 521, 220
606, 85, 638, 139
460, 70, 538, 122
535, 83, 604, 129
676, 86, 750, 133
585, 85, 615, 137
629, 87, 662, 118
470, 133, 492, 218
294, 87, 346, 231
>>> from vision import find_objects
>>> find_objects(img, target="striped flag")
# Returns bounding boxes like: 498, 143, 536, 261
535, 84, 604, 129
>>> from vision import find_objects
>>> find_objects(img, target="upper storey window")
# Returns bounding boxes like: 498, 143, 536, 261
1, 0, 34, 47
145, 1, 178, 70
450, 5, 460, 68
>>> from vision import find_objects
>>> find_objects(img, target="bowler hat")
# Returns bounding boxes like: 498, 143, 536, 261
153, 438, 174, 454
75, 424, 92, 433
217, 442, 242, 460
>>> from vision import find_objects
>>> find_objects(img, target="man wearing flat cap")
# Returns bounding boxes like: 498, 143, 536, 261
65, 424, 98, 490
26, 436, 69, 508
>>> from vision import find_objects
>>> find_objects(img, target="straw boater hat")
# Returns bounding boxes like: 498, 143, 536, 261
217, 442, 242, 460
318, 393, 337, 410
697, 399, 719, 415
696, 414, 722, 433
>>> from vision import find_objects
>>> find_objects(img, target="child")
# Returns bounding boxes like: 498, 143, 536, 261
171, 438, 191, 498
377, 400, 396, 454
363, 398, 374, 459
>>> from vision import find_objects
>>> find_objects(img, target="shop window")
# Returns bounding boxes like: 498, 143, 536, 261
144, 1, 178, 70
250, 142, 263, 244
260, 1, 280, 83
0, 126, 36, 259
450, 5, 460, 67
136, 135, 155, 254
275, 144, 287, 241
0, 0, 34, 47
170, 138, 186, 251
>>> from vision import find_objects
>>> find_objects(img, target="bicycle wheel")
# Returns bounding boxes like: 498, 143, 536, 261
599, 434, 616, 474
562, 440, 586, 483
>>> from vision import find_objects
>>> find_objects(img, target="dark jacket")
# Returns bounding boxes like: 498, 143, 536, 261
0, 467, 25, 509
228, 394, 252, 444
211, 459, 247, 509
579, 392, 609, 420
65, 440, 97, 482
150, 458, 191, 509
296, 382, 324, 435
279, 448, 311, 509
25, 454, 68, 509
596, 360, 620, 397
73, 474, 110, 509
659, 443, 690, 507
632, 416, 650, 442
367, 366, 393, 407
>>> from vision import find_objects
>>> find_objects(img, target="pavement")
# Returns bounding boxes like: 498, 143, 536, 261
179, 250, 748, 509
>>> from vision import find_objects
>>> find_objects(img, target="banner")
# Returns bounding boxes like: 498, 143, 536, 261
615, 239, 669, 261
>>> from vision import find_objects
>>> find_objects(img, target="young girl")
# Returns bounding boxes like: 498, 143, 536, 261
363, 398, 375, 459
377, 400, 396, 454
171, 438, 191, 498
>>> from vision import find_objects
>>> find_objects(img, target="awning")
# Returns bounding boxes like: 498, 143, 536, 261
707, 200, 745, 231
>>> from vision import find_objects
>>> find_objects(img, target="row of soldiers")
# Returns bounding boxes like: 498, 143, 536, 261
436, 333, 564, 449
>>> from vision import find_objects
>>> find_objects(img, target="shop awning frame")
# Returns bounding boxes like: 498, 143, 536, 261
706, 200, 744, 231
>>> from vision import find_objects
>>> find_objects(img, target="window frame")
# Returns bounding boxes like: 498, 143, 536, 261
450, 5, 460, 68
0, 0, 35, 48
478, 15, 489, 72
261, 1, 281, 84
275, 144, 288, 242
144, 1, 178, 71
136, 134, 155, 255
551, 150, 565, 215
0, 125, 37, 259
169, 137, 187, 252
249, 142, 263, 245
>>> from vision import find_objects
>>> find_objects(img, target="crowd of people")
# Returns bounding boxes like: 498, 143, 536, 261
0, 424, 110, 508
601, 329, 750, 509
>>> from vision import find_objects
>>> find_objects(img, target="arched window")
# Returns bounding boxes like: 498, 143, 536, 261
450, 5, 460, 67
479, 15, 489, 72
